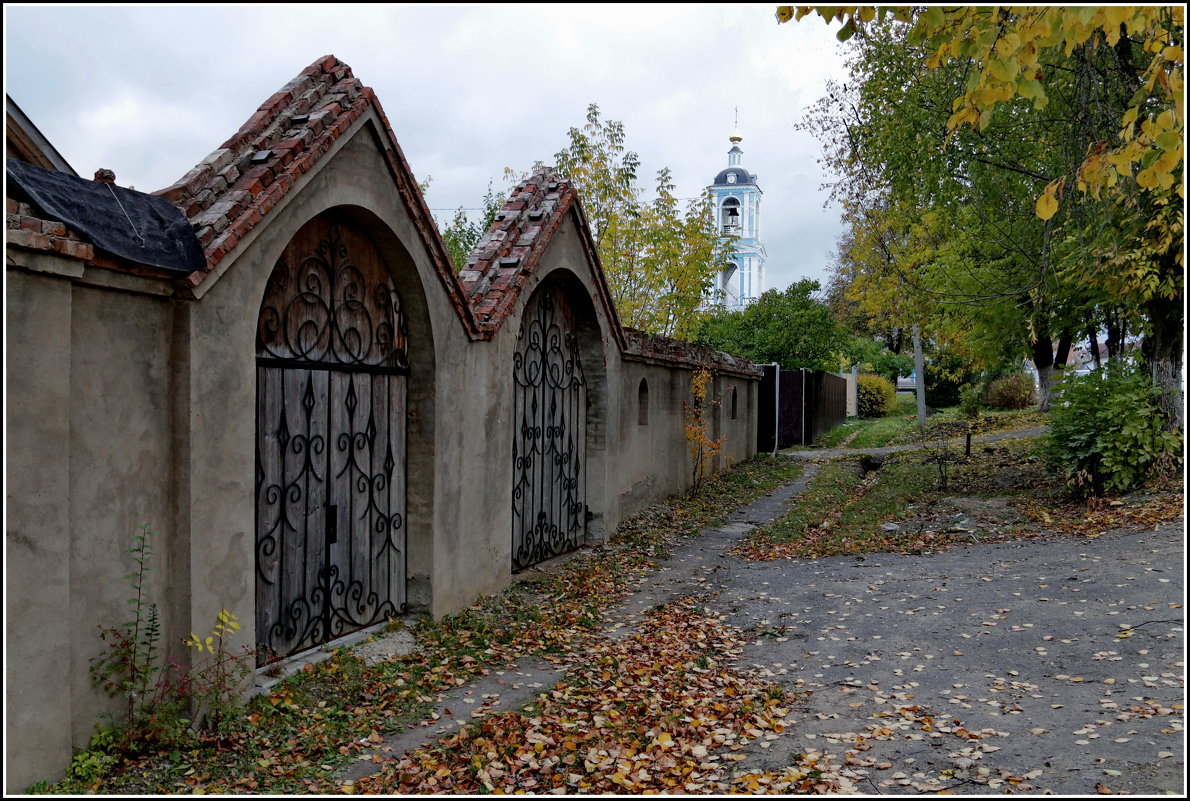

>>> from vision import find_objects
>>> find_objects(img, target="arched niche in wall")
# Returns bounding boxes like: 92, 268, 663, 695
638, 378, 649, 426
510, 269, 608, 572
252, 206, 435, 665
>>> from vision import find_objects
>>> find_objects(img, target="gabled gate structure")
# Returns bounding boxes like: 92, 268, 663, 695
5, 56, 761, 792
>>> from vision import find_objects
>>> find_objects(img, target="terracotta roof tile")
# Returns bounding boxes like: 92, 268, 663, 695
153, 58, 361, 273
458, 172, 582, 331
155, 56, 474, 332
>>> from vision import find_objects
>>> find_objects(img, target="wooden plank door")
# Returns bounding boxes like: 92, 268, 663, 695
255, 215, 408, 665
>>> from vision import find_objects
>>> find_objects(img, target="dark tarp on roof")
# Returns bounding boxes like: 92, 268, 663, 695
6, 157, 205, 274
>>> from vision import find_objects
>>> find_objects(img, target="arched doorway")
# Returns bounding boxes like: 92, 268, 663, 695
254, 213, 408, 665
511, 282, 588, 571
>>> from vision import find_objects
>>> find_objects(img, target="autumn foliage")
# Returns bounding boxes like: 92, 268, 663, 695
684, 368, 725, 490
856, 373, 895, 418
363, 600, 850, 794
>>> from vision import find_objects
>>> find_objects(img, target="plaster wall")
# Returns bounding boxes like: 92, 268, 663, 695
611, 363, 758, 523
5, 270, 75, 793
613, 361, 695, 518
5, 110, 761, 793
66, 285, 177, 747
4, 265, 179, 792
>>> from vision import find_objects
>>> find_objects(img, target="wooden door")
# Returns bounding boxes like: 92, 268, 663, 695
254, 216, 408, 665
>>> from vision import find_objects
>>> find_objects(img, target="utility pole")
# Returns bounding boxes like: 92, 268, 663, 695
914, 325, 926, 427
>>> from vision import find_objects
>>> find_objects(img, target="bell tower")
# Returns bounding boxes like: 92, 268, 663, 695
707, 114, 766, 309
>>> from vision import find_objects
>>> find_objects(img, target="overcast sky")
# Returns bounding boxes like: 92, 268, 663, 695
5, 4, 850, 292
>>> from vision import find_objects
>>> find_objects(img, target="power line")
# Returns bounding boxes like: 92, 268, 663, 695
429, 195, 707, 212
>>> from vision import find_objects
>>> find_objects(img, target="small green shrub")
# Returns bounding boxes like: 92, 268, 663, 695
90, 526, 252, 752
857, 374, 896, 418
987, 375, 1036, 410
958, 383, 983, 418
66, 749, 117, 783
1044, 366, 1182, 496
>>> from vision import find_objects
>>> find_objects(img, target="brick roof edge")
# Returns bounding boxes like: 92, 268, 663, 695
622, 328, 763, 378
155, 55, 479, 336
458, 172, 628, 350
6, 196, 94, 262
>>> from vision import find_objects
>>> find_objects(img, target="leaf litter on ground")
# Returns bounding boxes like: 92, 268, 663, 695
352, 599, 853, 794
41, 455, 801, 795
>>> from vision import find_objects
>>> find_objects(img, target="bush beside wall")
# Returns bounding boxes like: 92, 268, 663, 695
857, 374, 896, 418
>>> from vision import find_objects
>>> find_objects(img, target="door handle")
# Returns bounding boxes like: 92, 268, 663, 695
327, 504, 338, 544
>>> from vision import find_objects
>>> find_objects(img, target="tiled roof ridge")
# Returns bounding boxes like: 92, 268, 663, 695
155, 56, 359, 276
153, 56, 474, 333
457, 171, 583, 331
622, 327, 763, 377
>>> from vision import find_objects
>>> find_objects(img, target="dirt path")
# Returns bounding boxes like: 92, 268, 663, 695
341, 451, 1184, 794
713, 517, 1184, 794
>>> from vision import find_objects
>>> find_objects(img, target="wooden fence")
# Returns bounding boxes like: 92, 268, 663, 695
757, 366, 847, 450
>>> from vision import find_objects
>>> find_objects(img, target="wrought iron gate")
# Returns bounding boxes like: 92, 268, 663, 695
511, 286, 587, 571
255, 217, 408, 665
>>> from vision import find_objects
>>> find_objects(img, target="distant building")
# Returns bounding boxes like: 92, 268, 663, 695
707, 125, 767, 310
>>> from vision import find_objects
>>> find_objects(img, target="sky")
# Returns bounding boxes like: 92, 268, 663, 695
4, 4, 852, 293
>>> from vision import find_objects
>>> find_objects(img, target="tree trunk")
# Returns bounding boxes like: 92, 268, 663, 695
1105, 315, 1120, 360
1143, 293, 1184, 429
1032, 333, 1056, 411
1086, 313, 1101, 369
914, 325, 926, 426
1054, 329, 1074, 370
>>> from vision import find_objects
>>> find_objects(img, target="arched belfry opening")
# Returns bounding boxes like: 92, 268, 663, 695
253, 210, 415, 665
511, 272, 607, 572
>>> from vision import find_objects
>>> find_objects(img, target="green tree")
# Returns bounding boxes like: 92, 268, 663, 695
438, 181, 506, 271
843, 335, 913, 383
553, 104, 735, 339
783, 4, 1184, 425
793, 11, 1182, 412
696, 279, 846, 372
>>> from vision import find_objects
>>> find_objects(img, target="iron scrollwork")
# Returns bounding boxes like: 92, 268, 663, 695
257, 224, 408, 370
512, 288, 586, 572
255, 222, 407, 666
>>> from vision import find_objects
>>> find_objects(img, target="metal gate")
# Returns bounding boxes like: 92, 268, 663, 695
254, 217, 408, 665
511, 285, 586, 571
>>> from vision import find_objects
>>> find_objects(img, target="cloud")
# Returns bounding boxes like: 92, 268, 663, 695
5, 4, 849, 291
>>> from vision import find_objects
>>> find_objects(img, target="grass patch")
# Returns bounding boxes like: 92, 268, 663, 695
800, 401, 1048, 452
737, 436, 1181, 562
846, 415, 916, 449
39, 454, 803, 795
735, 457, 937, 559
885, 406, 1048, 447
613, 454, 802, 546
812, 419, 860, 448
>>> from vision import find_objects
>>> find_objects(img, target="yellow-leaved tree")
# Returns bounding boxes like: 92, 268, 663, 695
782, 5, 1184, 426
552, 104, 737, 340
779, 5, 1183, 216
